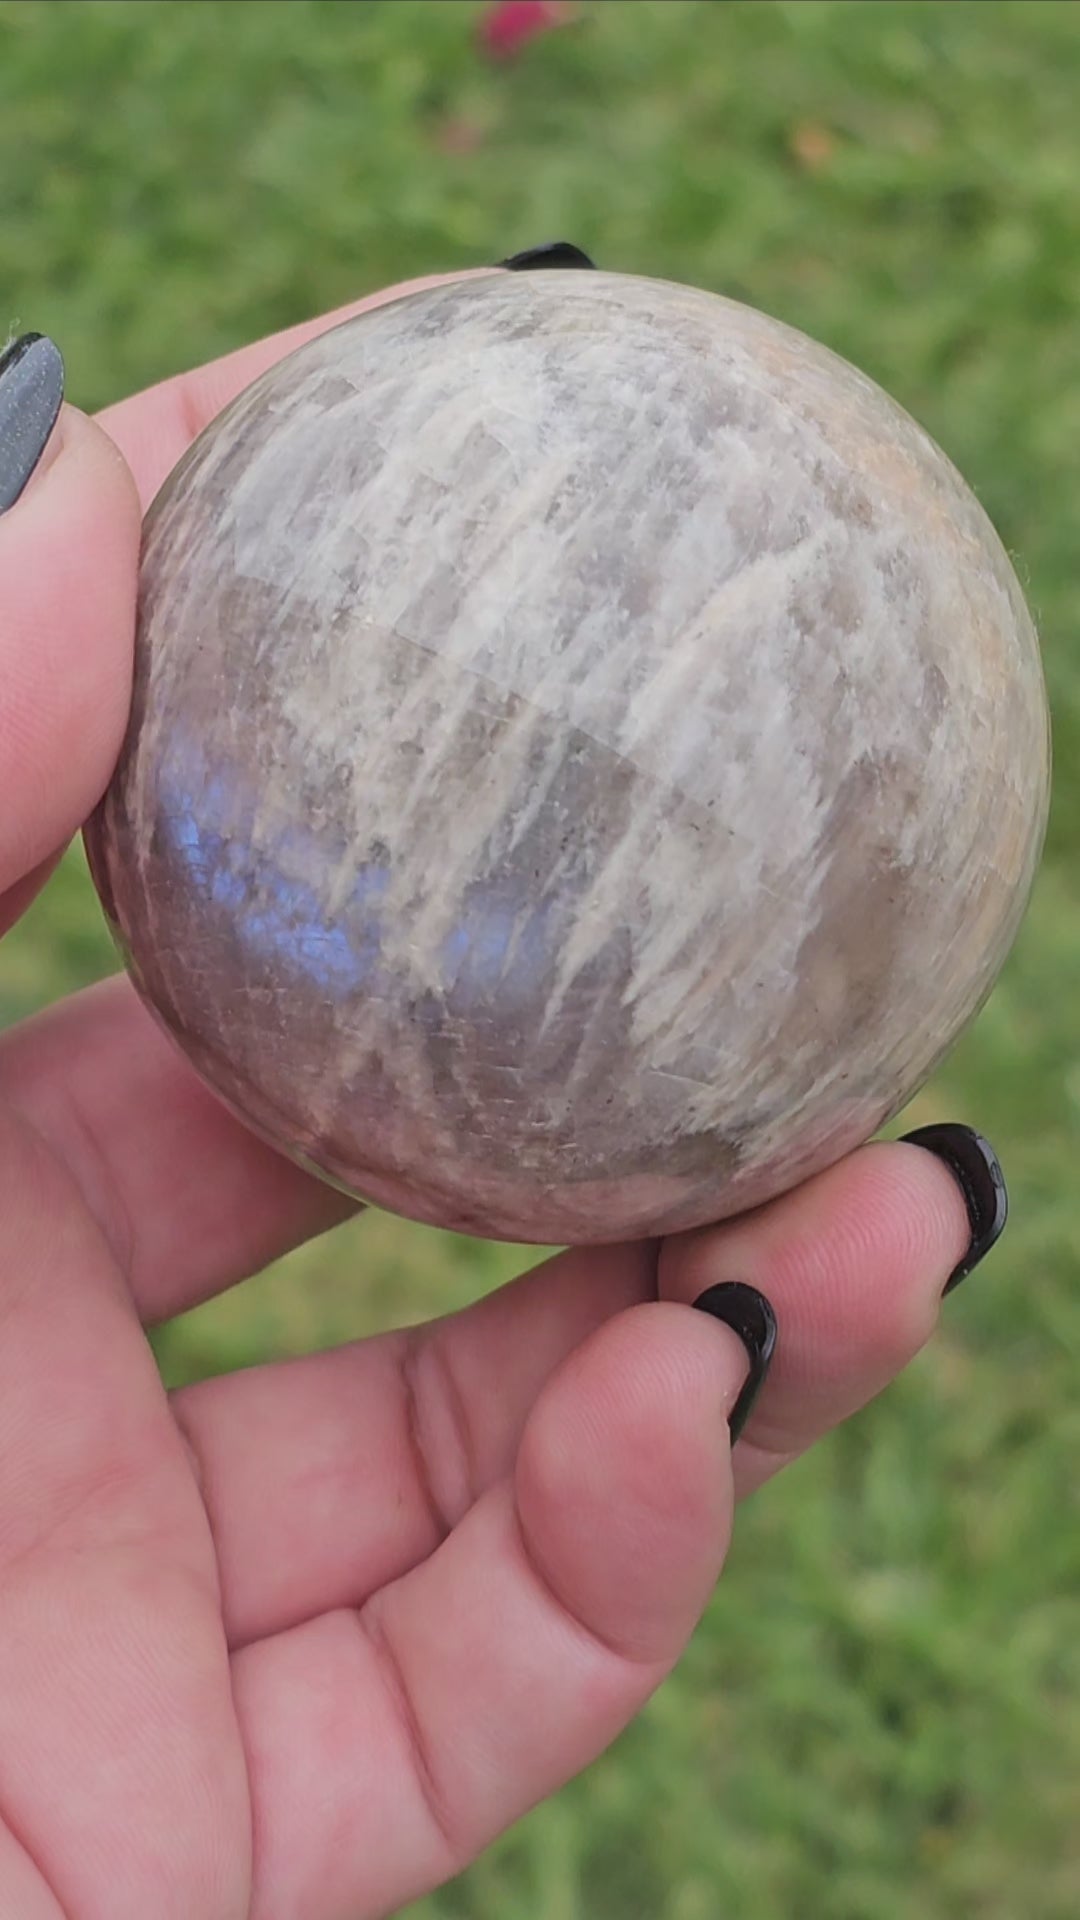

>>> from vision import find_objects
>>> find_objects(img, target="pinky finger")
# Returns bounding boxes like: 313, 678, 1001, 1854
233, 1301, 755, 1920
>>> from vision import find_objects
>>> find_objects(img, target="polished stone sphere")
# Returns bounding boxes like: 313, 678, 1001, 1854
85, 272, 1050, 1243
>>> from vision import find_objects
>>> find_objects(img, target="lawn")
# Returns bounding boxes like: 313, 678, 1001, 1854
1, 2, 1079, 1916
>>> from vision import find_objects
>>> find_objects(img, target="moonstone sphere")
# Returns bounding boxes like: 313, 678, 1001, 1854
85, 271, 1050, 1244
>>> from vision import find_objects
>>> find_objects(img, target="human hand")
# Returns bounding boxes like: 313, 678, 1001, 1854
0, 288, 1003, 1920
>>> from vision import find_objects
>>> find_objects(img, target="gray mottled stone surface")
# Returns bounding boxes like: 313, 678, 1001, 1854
85, 271, 1051, 1243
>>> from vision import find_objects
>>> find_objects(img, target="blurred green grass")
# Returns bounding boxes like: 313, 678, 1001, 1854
1, 1, 1079, 1915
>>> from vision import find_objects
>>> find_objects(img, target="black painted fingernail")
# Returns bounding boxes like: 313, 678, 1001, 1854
499, 242, 597, 271
0, 333, 64, 514
900, 1123, 1008, 1295
691, 1282, 778, 1443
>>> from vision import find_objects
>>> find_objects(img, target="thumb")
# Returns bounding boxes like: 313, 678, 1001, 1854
0, 334, 141, 922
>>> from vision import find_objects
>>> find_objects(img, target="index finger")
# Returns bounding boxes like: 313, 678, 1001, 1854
96, 270, 497, 507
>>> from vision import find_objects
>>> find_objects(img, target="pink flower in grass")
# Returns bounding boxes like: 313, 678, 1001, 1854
479, 0, 569, 63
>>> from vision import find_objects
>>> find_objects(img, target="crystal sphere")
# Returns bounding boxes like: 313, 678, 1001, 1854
85, 272, 1050, 1243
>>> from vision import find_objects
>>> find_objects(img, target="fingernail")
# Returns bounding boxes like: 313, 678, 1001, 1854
900, 1123, 1008, 1295
0, 333, 64, 514
499, 242, 597, 271
691, 1282, 778, 1443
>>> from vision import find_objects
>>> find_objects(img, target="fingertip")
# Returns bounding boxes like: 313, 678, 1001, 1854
515, 1303, 740, 1665
654, 1138, 979, 1475
662, 1139, 971, 1327
872, 1136, 979, 1284
0, 404, 141, 891
40, 402, 142, 523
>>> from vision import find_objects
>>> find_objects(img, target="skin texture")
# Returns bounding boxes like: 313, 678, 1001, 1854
85, 272, 1050, 1244
0, 273, 982, 1920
